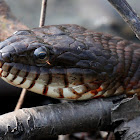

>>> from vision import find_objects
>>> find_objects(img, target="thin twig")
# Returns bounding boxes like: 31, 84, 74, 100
14, 88, 27, 111
99, 131, 108, 139
58, 135, 70, 140
39, 0, 47, 27
107, 0, 140, 40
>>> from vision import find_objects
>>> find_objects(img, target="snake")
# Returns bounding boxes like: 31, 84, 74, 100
0, 24, 139, 100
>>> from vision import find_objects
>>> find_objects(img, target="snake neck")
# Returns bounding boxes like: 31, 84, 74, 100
123, 46, 140, 95
109, 40, 140, 95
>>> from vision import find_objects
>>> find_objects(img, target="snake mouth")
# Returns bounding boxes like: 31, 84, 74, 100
0, 61, 104, 100
0, 62, 47, 87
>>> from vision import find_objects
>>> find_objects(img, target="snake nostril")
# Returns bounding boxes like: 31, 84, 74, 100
1, 52, 13, 63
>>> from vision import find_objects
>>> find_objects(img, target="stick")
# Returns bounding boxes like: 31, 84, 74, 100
39, 0, 47, 27
14, 89, 27, 111
107, 0, 140, 40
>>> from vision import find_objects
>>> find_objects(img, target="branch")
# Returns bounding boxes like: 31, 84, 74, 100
0, 96, 124, 139
0, 95, 140, 139
107, 0, 140, 40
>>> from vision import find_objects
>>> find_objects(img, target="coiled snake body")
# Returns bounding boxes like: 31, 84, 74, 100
0, 24, 139, 100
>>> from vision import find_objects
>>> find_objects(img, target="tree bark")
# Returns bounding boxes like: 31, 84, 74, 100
0, 96, 125, 140
0, 95, 139, 140
112, 96, 140, 140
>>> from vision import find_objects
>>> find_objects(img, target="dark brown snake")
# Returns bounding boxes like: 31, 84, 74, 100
0, 24, 139, 100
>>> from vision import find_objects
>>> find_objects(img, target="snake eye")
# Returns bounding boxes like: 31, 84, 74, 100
34, 47, 49, 62
38, 51, 47, 60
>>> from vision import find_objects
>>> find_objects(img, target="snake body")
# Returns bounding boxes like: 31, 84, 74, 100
0, 24, 139, 100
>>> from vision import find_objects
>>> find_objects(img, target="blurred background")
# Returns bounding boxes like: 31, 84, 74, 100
0, 0, 139, 112
5, 0, 140, 39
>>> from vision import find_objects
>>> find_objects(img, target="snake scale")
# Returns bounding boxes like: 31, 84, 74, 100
0, 24, 139, 100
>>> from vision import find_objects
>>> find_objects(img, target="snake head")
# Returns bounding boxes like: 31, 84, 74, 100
0, 30, 55, 67
0, 24, 132, 100
0, 25, 89, 69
